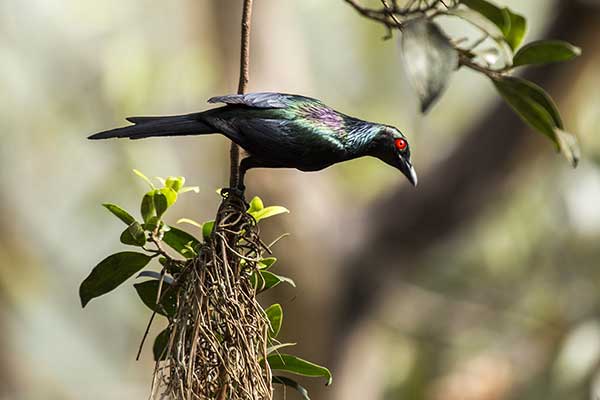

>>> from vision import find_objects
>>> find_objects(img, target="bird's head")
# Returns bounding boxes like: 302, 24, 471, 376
371, 126, 418, 186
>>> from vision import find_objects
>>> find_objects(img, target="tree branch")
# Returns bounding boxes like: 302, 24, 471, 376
332, 0, 598, 363
229, 0, 254, 189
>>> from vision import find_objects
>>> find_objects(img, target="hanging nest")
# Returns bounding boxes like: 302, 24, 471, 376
152, 193, 273, 400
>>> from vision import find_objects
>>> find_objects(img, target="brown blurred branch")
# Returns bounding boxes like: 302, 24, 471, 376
229, 0, 253, 189
333, 0, 599, 361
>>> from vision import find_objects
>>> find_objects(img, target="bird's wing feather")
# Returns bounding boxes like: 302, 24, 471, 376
207, 92, 293, 109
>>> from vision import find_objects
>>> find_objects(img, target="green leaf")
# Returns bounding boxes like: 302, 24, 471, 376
248, 196, 264, 213
134, 279, 177, 317
160, 187, 177, 207
272, 376, 311, 400
162, 226, 201, 258
250, 206, 290, 222
177, 218, 203, 229
153, 192, 168, 220
461, 0, 511, 36
165, 176, 185, 192
555, 128, 580, 168
202, 220, 215, 241
505, 9, 526, 50
400, 18, 458, 112
265, 304, 283, 338
141, 191, 156, 223
143, 216, 161, 232
102, 203, 135, 225
267, 343, 297, 355
80, 252, 152, 307
153, 328, 170, 361
133, 169, 155, 189
178, 186, 200, 194
492, 75, 563, 141
120, 221, 146, 246
259, 257, 277, 270
252, 270, 295, 293
513, 40, 581, 67
265, 354, 332, 386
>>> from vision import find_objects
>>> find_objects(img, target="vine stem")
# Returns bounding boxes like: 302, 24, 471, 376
229, 0, 254, 189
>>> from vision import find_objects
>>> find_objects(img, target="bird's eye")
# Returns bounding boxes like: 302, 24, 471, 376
395, 138, 408, 151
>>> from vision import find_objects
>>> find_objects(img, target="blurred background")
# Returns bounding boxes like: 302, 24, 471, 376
1, 0, 599, 399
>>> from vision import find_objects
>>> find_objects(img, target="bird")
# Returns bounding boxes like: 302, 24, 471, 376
89, 92, 417, 190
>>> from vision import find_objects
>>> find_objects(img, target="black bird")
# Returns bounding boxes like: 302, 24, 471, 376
89, 92, 417, 189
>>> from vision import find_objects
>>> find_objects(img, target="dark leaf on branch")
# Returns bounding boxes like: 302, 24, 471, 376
492, 75, 579, 167
162, 226, 200, 258
513, 40, 582, 67
272, 376, 311, 400
265, 354, 332, 386
265, 303, 283, 338
80, 252, 152, 307
102, 203, 136, 225
153, 328, 170, 361
120, 221, 146, 247
134, 279, 177, 317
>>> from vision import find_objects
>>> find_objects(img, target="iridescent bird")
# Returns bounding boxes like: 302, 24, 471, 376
89, 92, 417, 189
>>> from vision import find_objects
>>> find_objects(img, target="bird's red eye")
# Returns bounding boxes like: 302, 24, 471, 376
395, 138, 408, 151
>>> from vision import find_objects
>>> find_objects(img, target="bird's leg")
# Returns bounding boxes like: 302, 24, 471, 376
238, 156, 265, 191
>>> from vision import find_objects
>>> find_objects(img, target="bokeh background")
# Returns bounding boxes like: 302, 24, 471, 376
1, 0, 599, 399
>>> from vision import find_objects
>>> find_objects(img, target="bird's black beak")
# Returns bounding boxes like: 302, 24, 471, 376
399, 157, 418, 187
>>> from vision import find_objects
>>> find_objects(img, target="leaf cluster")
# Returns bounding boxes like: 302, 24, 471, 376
80, 170, 329, 399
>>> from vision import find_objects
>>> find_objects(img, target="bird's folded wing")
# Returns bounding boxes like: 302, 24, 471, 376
207, 92, 291, 109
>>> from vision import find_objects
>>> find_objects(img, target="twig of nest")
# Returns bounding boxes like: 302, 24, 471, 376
152, 193, 273, 400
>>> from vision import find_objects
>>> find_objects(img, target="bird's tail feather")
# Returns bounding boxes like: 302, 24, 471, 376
88, 114, 214, 140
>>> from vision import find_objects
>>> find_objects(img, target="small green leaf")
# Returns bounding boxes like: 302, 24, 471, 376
133, 169, 155, 189
265, 304, 283, 338
155, 176, 166, 186
492, 75, 563, 140
162, 226, 201, 258
153, 328, 170, 361
165, 176, 185, 192
202, 220, 215, 241
134, 279, 177, 317
141, 191, 156, 223
248, 196, 264, 213
252, 271, 295, 293
265, 354, 332, 386
272, 376, 311, 400
153, 192, 168, 220
555, 128, 580, 168
80, 252, 152, 307
250, 206, 290, 222
505, 9, 527, 50
120, 221, 146, 246
513, 40, 581, 67
160, 187, 177, 207
143, 216, 161, 232
102, 203, 135, 225
177, 218, 203, 229
461, 0, 511, 36
259, 257, 277, 270
267, 343, 297, 355
178, 186, 200, 194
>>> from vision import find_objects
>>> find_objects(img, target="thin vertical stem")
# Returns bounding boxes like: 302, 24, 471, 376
229, 0, 254, 189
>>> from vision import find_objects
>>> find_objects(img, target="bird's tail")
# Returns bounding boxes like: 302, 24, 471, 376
88, 113, 214, 140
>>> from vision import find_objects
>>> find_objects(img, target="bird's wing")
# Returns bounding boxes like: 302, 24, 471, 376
207, 92, 295, 109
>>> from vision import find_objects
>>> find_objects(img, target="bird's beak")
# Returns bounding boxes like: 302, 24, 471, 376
399, 157, 418, 187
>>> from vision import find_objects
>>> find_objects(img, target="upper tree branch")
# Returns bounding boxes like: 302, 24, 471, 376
229, 0, 254, 189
